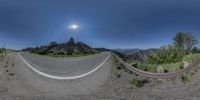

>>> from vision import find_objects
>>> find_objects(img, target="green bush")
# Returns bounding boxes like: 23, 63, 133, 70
181, 75, 191, 83
148, 45, 184, 64
0, 49, 3, 53
113, 71, 121, 78
115, 62, 122, 70
129, 78, 143, 87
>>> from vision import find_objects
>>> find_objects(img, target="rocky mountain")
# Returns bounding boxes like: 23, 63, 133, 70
22, 37, 97, 55
114, 48, 143, 55
126, 49, 158, 63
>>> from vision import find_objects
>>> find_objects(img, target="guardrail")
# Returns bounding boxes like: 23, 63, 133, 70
112, 53, 200, 78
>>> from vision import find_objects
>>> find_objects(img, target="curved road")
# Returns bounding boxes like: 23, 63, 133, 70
18, 52, 111, 80
113, 53, 200, 78
0, 52, 113, 99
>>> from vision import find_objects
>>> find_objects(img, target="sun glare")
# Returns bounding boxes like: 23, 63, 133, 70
69, 24, 79, 30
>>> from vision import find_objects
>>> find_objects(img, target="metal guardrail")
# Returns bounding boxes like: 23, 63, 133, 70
112, 53, 200, 78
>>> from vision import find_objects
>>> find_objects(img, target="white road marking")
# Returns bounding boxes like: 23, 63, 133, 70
18, 53, 110, 80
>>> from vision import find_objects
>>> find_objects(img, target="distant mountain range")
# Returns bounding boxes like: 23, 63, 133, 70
126, 49, 158, 63
114, 48, 159, 63
114, 48, 143, 55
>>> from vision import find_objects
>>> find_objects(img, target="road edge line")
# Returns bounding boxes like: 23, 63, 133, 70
18, 53, 110, 80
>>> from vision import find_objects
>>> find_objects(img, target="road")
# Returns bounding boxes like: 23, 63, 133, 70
113, 53, 200, 78
0, 52, 113, 100
18, 52, 110, 79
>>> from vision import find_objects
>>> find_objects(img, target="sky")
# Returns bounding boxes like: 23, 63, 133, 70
0, 0, 200, 50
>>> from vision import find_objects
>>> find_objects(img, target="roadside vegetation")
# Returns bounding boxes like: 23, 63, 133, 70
129, 78, 144, 87
113, 56, 149, 87
0, 48, 7, 58
0, 48, 6, 55
0, 48, 4, 54
181, 74, 192, 83
128, 78, 149, 87
113, 71, 121, 78
128, 32, 200, 73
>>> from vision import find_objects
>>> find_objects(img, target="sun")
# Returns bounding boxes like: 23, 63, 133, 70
69, 24, 79, 30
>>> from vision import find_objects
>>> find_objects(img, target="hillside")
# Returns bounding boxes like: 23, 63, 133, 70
114, 48, 143, 55
126, 49, 158, 63
22, 37, 98, 56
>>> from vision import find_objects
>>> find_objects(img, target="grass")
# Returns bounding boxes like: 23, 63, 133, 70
183, 53, 200, 63
126, 59, 138, 64
181, 64, 200, 83
137, 63, 157, 72
132, 53, 200, 73
157, 62, 183, 72
137, 62, 186, 73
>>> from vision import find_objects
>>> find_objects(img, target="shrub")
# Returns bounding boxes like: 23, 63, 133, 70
181, 75, 191, 83
129, 78, 143, 87
164, 69, 168, 73
113, 71, 121, 78
116, 62, 122, 70
148, 45, 184, 64
113, 58, 122, 70
0, 49, 4, 53
128, 70, 133, 74
123, 67, 130, 72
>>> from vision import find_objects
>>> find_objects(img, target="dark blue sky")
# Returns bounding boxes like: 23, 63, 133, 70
0, 0, 200, 50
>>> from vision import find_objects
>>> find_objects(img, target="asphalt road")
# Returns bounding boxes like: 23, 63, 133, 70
0, 52, 113, 100
19, 52, 110, 78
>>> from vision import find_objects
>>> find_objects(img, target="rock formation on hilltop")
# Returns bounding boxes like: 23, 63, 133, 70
22, 37, 97, 56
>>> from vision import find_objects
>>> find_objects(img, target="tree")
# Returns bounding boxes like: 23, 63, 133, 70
0, 48, 3, 53
173, 32, 185, 50
148, 45, 183, 64
184, 33, 199, 53
192, 47, 199, 53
